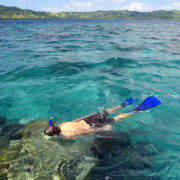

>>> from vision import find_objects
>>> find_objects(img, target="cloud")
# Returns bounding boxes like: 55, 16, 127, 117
161, 0, 180, 10
60, 1, 92, 12
170, 0, 180, 8
112, 0, 125, 3
72, 1, 92, 8
121, 3, 151, 11
41, 1, 92, 12
19, 0, 32, 4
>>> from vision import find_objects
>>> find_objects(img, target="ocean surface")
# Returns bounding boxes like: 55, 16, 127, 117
0, 19, 180, 179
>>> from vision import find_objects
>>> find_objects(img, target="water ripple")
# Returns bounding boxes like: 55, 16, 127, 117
0, 19, 180, 178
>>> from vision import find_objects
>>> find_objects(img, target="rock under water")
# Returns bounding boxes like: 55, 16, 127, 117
88, 131, 157, 179
0, 120, 158, 180
0, 120, 96, 180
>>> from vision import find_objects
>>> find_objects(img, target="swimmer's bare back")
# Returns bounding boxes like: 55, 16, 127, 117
58, 120, 96, 137
44, 96, 161, 138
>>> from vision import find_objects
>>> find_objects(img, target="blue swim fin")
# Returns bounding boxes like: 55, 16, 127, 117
134, 96, 161, 112
121, 97, 134, 107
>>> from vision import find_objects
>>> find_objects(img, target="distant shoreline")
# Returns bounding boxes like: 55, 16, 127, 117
1, 19, 180, 22
1, 5, 180, 21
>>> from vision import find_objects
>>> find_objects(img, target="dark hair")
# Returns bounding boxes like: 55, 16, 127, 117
44, 125, 60, 136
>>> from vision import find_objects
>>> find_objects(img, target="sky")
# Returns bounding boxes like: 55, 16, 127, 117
1, 0, 180, 12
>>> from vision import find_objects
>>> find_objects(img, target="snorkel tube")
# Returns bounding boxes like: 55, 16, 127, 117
49, 116, 53, 126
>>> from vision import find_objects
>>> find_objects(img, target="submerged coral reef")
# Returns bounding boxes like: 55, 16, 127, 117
0, 120, 158, 179
0, 120, 95, 180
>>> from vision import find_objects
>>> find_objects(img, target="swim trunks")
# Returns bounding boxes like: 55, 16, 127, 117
83, 112, 114, 128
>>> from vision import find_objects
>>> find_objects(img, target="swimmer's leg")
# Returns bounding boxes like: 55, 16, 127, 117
113, 111, 136, 121
73, 98, 134, 122
113, 96, 161, 121
72, 106, 122, 122
105, 97, 134, 115
73, 105, 127, 122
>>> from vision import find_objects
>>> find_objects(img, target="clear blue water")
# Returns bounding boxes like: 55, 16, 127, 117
0, 19, 180, 178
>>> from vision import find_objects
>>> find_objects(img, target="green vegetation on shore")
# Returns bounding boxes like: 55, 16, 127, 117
1, 5, 180, 20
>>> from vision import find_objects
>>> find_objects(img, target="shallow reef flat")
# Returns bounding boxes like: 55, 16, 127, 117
0, 120, 159, 179
0, 120, 96, 180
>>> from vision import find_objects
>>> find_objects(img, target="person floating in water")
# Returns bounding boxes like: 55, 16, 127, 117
44, 96, 161, 138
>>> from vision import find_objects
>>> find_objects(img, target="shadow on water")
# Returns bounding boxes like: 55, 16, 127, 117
105, 57, 139, 68
0, 118, 24, 150
50, 61, 89, 77
50, 56, 137, 77
0, 56, 137, 83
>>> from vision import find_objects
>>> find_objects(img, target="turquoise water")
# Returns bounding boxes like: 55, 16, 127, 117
0, 19, 180, 178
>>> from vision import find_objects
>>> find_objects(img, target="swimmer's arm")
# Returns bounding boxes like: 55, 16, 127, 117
72, 115, 89, 122
113, 111, 136, 121
73, 105, 123, 122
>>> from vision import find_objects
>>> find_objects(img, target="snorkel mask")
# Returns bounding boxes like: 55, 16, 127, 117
44, 116, 60, 136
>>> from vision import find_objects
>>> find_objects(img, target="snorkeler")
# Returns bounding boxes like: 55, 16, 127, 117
44, 96, 161, 138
